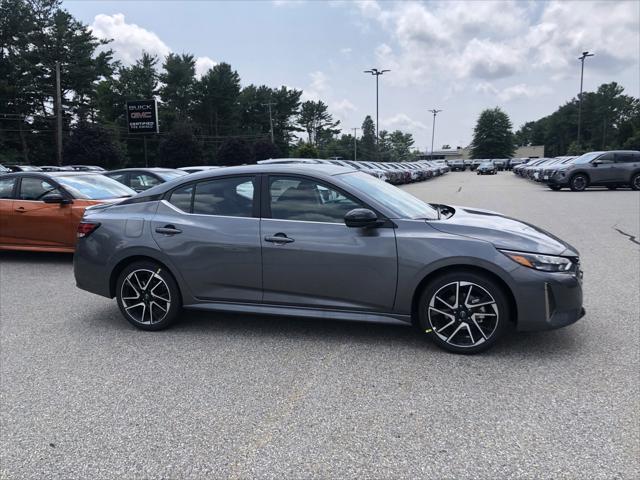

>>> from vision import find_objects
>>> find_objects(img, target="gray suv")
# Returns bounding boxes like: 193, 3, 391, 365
547, 150, 640, 191
74, 163, 584, 354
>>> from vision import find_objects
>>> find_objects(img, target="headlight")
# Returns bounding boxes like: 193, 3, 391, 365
499, 249, 574, 272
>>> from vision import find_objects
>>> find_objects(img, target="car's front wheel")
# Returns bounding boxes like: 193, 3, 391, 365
418, 271, 509, 354
631, 173, 640, 191
116, 260, 182, 330
569, 174, 589, 191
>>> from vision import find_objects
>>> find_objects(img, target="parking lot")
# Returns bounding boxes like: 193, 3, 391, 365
1, 170, 638, 479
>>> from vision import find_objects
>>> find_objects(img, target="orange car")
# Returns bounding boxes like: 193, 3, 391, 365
0, 171, 135, 252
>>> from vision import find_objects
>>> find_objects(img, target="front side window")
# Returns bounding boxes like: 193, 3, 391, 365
18, 177, 62, 201
596, 153, 614, 164
0, 177, 16, 199
193, 176, 255, 217
269, 176, 362, 223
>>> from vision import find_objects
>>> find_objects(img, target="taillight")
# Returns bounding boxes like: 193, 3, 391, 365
77, 222, 100, 238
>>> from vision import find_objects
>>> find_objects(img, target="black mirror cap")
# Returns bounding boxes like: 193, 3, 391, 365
43, 194, 71, 204
344, 208, 382, 228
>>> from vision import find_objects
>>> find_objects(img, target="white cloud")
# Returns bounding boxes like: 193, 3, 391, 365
90, 13, 171, 65
356, 0, 639, 85
194, 56, 217, 78
272, 0, 305, 6
91, 13, 218, 80
474, 82, 553, 102
340, 47, 352, 55
382, 113, 427, 132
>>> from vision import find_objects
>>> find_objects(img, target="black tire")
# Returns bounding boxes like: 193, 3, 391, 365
116, 260, 182, 330
631, 173, 640, 191
417, 270, 509, 354
549, 185, 562, 191
569, 173, 589, 192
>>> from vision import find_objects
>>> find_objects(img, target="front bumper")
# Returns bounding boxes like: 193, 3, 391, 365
547, 173, 571, 186
512, 265, 584, 331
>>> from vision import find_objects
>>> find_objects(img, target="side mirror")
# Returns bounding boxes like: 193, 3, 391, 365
43, 194, 71, 204
344, 208, 382, 228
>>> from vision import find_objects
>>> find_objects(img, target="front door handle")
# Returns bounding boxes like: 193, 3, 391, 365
264, 233, 294, 244
14, 207, 26, 213
155, 225, 182, 235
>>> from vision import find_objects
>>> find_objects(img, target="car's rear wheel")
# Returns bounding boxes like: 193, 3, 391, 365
631, 173, 640, 191
569, 174, 589, 191
418, 271, 509, 354
116, 260, 181, 330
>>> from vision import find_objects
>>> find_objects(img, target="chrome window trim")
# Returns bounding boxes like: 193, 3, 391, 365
160, 199, 259, 221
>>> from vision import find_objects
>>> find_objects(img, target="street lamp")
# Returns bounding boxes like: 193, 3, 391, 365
352, 127, 359, 161
577, 51, 594, 149
363, 68, 390, 144
261, 102, 276, 143
428, 109, 443, 160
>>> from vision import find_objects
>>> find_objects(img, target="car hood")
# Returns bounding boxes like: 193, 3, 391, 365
430, 205, 578, 256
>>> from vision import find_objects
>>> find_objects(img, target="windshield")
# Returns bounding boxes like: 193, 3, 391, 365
340, 171, 439, 220
573, 152, 604, 164
156, 170, 188, 180
57, 174, 135, 200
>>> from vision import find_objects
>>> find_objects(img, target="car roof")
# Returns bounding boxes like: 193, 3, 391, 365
0, 171, 104, 179
106, 168, 182, 173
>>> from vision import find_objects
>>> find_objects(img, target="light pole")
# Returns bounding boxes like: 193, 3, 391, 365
577, 51, 594, 150
363, 68, 390, 144
262, 102, 276, 143
428, 109, 442, 160
352, 127, 359, 161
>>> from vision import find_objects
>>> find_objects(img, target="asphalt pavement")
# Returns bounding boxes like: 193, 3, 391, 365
1, 170, 639, 479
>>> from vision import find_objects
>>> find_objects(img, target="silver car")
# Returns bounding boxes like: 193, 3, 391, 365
74, 163, 585, 353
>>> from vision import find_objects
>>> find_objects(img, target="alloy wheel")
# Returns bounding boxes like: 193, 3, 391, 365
633, 174, 640, 190
120, 268, 171, 325
427, 281, 499, 348
571, 175, 587, 191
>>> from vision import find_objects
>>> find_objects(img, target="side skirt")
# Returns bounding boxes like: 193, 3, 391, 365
183, 301, 413, 326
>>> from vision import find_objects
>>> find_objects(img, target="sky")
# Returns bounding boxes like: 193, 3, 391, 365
63, 0, 640, 152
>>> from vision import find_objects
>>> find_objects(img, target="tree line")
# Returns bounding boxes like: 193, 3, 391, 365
0, 0, 418, 168
469, 82, 639, 159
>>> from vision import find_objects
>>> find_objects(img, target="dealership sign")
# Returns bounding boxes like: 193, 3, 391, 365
126, 99, 159, 134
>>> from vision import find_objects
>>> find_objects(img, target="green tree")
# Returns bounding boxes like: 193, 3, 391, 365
471, 107, 515, 158
297, 100, 340, 147
159, 53, 196, 126
253, 139, 281, 162
62, 122, 123, 169
388, 130, 415, 161
360, 115, 377, 160
216, 138, 253, 166
157, 125, 202, 168
292, 141, 319, 158
193, 62, 241, 136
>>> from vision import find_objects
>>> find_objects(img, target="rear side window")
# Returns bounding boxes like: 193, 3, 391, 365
192, 176, 255, 217
0, 177, 16, 199
615, 153, 636, 163
168, 184, 193, 212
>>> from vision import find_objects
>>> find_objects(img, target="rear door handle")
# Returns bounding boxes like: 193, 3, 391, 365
264, 234, 294, 244
15, 207, 26, 213
155, 225, 182, 235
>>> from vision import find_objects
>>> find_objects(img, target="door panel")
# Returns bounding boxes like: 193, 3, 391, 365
152, 176, 262, 302
261, 219, 397, 310
262, 175, 397, 311
12, 178, 72, 247
0, 177, 16, 245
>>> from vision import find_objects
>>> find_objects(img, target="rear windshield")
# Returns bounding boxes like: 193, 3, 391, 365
57, 175, 134, 199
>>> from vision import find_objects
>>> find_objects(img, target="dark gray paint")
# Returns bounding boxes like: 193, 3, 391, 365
74, 163, 584, 332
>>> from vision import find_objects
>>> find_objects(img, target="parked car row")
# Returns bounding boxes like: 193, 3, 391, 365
513, 151, 640, 191
446, 158, 523, 171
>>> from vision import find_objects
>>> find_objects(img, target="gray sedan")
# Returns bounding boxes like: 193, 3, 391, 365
74, 163, 584, 353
